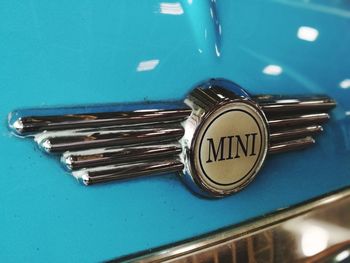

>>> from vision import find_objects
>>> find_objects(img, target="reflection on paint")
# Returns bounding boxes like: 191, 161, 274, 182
136, 60, 160, 72
214, 44, 220, 57
209, 0, 222, 57
160, 2, 184, 15
297, 26, 319, 42
262, 65, 283, 76
340, 79, 350, 89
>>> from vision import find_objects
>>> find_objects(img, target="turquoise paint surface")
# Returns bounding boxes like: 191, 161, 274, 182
0, 0, 350, 261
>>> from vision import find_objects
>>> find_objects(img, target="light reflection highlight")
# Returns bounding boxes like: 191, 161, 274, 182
336, 250, 350, 262
136, 60, 159, 72
301, 225, 329, 256
160, 2, 184, 15
297, 26, 319, 42
263, 65, 283, 76
214, 44, 220, 57
340, 79, 350, 89
276, 99, 299, 103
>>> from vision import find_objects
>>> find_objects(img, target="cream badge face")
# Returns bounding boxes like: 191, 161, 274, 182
192, 101, 268, 195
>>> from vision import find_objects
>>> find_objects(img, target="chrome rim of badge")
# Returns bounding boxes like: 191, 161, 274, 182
8, 79, 336, 198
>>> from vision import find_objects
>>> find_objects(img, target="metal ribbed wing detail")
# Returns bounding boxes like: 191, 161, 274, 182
9, 108, 189, 185
253, 95, 336, 154
8, 90, 336, 188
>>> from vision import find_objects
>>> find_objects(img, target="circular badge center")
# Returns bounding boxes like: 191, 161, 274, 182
195, 102, 266, 191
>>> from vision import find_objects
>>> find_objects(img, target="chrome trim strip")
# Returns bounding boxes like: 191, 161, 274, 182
9, 96, 335, 135
35, 125, 184, 153
269, 125, 323, 142
269, 137, 315, 154
113, 187, 350, 263
73, 159, 184, 185
61, 143, 182, 170
10, 108, 191, 135
267, 113, 330, 129
254, 95, 336, 113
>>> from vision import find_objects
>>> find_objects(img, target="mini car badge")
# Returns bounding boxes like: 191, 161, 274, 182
8, 79, 336, 198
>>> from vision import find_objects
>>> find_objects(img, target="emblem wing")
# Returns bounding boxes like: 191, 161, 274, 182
8, 95, 335, 185
253, 95, 336, 154
9, 105, 189, 185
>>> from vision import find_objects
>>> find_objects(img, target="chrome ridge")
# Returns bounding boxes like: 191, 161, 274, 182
10, 108, 191, 134
112, 187, 350, 263
8, 79, 336, 197
61, 143, 182, 170
72, 159, 184, 185
34, 124, 184, 153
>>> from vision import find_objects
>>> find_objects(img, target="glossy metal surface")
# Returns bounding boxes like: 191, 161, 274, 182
9, 108, 190, 135
254, 95, 336, 114
269, 137, 315, 154
8, 81, 334, 192
267, 113, 330, 128
116, 187, 350, 262
269, 125, 323, 142
74, 159, 184, 185
263, 96, 335, 153
35, 125, 184, 153
62, 143, 182, 170
1, 0, 350, 261
181, 80, 270, 197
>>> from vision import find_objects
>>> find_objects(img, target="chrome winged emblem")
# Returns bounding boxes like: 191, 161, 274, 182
8, 79, 336, 197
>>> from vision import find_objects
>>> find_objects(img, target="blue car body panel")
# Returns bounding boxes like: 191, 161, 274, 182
0, 0, 349, 261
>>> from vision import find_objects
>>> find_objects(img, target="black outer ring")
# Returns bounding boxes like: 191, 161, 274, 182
197, 108, 263, 186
